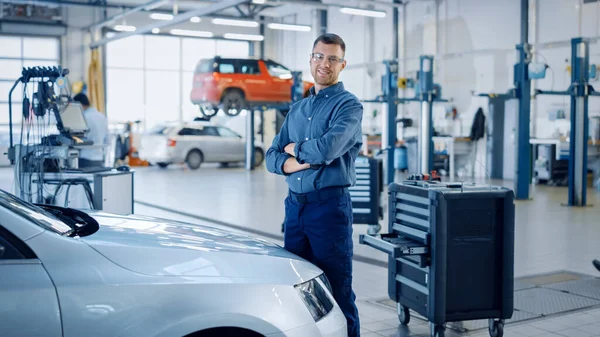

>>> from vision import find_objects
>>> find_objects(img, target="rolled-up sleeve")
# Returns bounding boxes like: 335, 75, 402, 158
266, 115, 292, 175
295, 99, 363, 165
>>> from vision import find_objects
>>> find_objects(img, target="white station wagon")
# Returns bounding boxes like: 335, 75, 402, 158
139, 120, 265, 170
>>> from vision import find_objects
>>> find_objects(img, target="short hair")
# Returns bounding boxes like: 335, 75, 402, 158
73, 93, 90, 106
312, 33, 346, 56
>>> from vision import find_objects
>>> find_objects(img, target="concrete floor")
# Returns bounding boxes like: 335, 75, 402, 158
2, 163, 600, 336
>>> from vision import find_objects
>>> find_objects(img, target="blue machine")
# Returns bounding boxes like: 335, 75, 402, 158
365, 56, 447, 184
535, 37, 600, 207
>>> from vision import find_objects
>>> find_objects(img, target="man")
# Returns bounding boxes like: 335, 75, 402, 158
73, 93, 109, 168
266, 33, 363, 337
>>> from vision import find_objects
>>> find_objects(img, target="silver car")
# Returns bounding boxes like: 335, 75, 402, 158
0, 188, 347, 337
139, 120, 264, 169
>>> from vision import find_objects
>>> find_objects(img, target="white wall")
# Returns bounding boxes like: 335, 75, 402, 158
265, 0, 600, 176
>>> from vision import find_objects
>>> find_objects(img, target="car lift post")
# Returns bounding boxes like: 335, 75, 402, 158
363, 56, 446, 182
245, 108, 256, 170
513, 0, 532, 200
476, 0, 532, 200
245, 71, 304, 171
535, 37, 599, 206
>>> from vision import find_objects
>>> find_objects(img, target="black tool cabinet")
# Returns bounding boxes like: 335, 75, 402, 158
349, 156, 383, 234
360, 179, 515, 337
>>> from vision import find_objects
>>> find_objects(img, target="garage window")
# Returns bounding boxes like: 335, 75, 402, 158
106, 34, 250, 129
0, 36, 60, 126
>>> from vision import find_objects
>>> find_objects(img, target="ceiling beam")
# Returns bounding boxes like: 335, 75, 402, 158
85, 0, 172, 31
89, 0, 248, 48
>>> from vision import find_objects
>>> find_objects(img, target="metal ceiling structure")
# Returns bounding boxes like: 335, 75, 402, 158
89, 0, 248, 48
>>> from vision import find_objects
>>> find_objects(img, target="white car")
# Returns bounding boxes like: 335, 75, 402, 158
139, 120, 265, 170
0, 189, 347, 337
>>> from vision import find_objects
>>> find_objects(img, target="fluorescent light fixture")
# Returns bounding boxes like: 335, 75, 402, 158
212, 18, 259, 27
152, 28, 160, 34
267, 23, 311, 32
340, 7, 386, 18
114, 25, 136, 32
252, 0, 266, 3
149, 13, 173, 20
190, 16, 201, 23
224, 33, 264, 41
170, 29, 213, 38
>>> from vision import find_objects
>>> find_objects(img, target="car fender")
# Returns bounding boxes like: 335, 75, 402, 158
154, 312, 284, 337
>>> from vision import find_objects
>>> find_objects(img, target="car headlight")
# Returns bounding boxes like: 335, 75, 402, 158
294, 274, 334, 322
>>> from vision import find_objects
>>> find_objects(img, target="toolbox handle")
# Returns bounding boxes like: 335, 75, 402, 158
359, 234, 428, 258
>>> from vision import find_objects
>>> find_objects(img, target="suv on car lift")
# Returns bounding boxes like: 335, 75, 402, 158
190, 57, 313, 117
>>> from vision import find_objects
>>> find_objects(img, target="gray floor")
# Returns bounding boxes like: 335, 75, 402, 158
2, 163, 600, 336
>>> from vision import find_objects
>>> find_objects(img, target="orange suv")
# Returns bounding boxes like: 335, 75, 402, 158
190, 57, 313, 117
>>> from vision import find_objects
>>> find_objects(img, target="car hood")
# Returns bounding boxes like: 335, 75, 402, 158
80, 212, 321, 284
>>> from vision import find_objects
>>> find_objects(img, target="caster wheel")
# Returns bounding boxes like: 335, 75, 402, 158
398, 305, 410, 325
489, 320, 504, 337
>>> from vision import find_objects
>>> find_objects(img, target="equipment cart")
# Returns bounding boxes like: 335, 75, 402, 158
349, 156, 384, 235
360, 177, 515, 337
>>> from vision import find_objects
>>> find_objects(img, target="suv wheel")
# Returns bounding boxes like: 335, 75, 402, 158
199, 105, 218, 118
222, 90, 246, 116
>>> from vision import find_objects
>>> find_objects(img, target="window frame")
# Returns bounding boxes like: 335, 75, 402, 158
264, 60, 292, 79
237, 59, 261, 76
0, 225, 36, 260
0, 35, 61, 126
217, 126, 242, 138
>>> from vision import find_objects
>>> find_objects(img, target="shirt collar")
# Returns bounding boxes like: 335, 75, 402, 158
309, 81, 345, 97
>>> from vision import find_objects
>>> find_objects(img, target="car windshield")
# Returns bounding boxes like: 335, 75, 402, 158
148, 125, 173, 135
0, 190, 73, 235
195, 59, 216, 73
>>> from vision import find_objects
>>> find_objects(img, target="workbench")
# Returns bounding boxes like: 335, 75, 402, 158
432, 136, 474, 178
16, 169, 134, 215
530, 138, 600, 184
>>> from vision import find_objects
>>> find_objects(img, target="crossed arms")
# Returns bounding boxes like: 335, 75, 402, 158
266, 99, 363, 175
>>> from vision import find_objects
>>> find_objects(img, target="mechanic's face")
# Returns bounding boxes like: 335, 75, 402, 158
310, 42, 346, 89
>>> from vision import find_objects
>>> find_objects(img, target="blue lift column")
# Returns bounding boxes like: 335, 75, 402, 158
383, 60, 399, 184
363, 56, 446, 182
513, 0, 532, 200
417, 56, 435, 173
570, 38, 591, 206
535, 37, 598, 206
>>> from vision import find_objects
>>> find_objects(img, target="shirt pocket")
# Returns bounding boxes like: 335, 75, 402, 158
312, 117, 330, 138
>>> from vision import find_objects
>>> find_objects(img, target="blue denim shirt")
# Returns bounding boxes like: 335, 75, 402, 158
266, 82, 364, 194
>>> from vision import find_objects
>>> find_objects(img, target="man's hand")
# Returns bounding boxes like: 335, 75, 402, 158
283, 157, 309, 174
284, 143, 296, 157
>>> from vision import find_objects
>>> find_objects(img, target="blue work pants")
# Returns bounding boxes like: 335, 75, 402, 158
283, 191, 360, 337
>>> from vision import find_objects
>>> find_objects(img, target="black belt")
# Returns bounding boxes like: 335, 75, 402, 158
289, 186, 348, 204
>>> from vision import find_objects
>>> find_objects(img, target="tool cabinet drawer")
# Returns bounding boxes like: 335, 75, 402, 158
359, 233, 428, 258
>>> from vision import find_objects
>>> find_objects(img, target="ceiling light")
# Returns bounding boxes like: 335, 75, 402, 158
224, 33, 264, 41
252, 0, 266, 3
340, 7, 386, 18
149, 13, 173, 20
152, 28, 160, 34
267, 23, 311, 32
170, 29, 213, 38
190, 16, 201, 23
212, 18, 259, 28
114, 25, 136, 32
